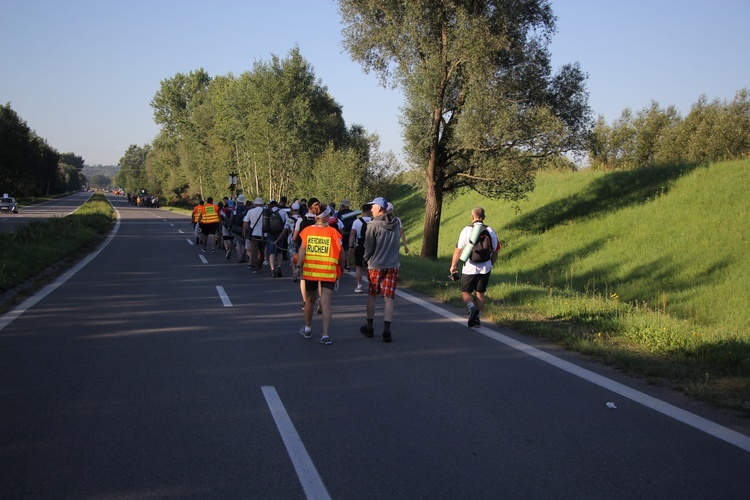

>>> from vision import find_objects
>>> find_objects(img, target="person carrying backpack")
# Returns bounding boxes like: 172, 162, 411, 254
335, 199, 354, 270
348, 203, 372, 293
449, 207, 500, 328
263, 200, 288, 278
242, 197, 266, 273
230, 195, 249, 262
220, 200, 234, 259
279, 202, 302, 281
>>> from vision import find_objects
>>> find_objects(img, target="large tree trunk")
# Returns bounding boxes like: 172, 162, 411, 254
421, 150, 444, 260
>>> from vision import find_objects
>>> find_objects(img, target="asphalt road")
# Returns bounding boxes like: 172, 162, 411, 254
0, 192, 95, 234
1, 195, 749, 499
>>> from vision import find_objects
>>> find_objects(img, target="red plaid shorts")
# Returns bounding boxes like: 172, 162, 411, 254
367, 268, 399, 298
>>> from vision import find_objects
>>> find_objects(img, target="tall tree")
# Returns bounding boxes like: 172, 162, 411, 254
243, 47, 348, 199
339, 0, 591, 258
58, 152, 86, 192
151, 69, 213, 197
115, 144, 151, 194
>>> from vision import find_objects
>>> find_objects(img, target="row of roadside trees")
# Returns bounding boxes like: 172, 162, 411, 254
114, 47, 397, 209
0, 103, 86, 197
587, 89, 750, 170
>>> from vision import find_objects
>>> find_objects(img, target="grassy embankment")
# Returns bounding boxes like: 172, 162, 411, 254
0, 193, 115, 302
392, 159, 749, 412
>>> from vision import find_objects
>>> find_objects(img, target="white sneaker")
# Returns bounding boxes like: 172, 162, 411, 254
354, 284, 363, 293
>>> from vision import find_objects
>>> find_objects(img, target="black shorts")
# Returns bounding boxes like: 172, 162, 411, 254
354, 246, 365, 267
461, 273, 490, 294
200, 222, 219, 235
304, 279, 336, 292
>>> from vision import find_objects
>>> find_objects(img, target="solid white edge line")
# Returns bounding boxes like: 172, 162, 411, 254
0, 203, 121, 332
394, 287, 750, 454
216, 286, 232, 307
261, 386, 331, 500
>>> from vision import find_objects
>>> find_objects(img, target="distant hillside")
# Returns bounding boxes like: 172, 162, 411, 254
83, 165, 120, 179
394, 159, 749, 336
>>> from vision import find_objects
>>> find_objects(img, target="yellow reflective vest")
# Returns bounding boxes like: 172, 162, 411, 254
300, 225, 343, 282
200, 204, 220, 224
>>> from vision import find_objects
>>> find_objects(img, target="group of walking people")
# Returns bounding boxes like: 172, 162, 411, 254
192, 193, 501, 344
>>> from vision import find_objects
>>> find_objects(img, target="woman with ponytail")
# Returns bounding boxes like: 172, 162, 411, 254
296, 202, 346, 345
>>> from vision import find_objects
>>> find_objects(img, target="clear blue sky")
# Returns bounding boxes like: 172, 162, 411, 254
2, 0, 748, 167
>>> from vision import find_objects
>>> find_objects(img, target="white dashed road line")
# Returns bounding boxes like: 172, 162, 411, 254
216, 286, 232, 307
262, 386, 331, 500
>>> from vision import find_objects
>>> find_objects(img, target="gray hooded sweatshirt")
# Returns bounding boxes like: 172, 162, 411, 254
363, 213, 401, 270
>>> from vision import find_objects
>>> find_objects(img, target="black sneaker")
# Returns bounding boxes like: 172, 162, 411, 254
468, 308, 480, 328
383, 331, 392, 343
271, 270, 278, 278
360, 325, 374, 338
277, 269, 282, 277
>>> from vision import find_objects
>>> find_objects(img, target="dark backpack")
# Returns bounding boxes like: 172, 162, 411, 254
222, 207, 232, 228
294, 217, 316, 248
232, 204, 248, 233
338, 208, 354, 231
470, 226, 493, 263
356, 217, 369, 248
264, 207, 284, 235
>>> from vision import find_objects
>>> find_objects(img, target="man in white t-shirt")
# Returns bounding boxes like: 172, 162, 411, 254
449, 207, 500, 328
242, 197, 265, 273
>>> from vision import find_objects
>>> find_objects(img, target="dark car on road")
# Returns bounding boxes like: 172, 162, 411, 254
0, 195, 19, 213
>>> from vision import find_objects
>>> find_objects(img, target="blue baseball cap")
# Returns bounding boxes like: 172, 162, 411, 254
367, 196, 388, 209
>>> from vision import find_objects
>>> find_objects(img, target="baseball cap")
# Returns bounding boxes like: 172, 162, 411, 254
340, 199, 351, 207
291, 202, 300, 210
367, 197, 387, 209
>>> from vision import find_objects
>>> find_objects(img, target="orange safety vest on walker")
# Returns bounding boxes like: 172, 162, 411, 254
200, 204, 220, 224
300, 225, 343, 282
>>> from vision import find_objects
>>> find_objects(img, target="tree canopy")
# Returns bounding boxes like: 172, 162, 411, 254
587, 88, 750, 170
136, 47, 392, 206
339, 0, 592, 258
1, 103, 85, 196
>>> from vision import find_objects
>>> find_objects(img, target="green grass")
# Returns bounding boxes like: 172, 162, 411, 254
392, 159, 750, 412
0, 193, 115, 299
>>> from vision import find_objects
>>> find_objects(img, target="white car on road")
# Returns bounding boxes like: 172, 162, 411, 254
0, 195, 19, 213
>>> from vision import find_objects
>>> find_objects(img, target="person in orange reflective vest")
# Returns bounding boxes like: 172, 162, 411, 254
296, 201, 345, 345
198, 197, 221, 253
192, 200, 204, 244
